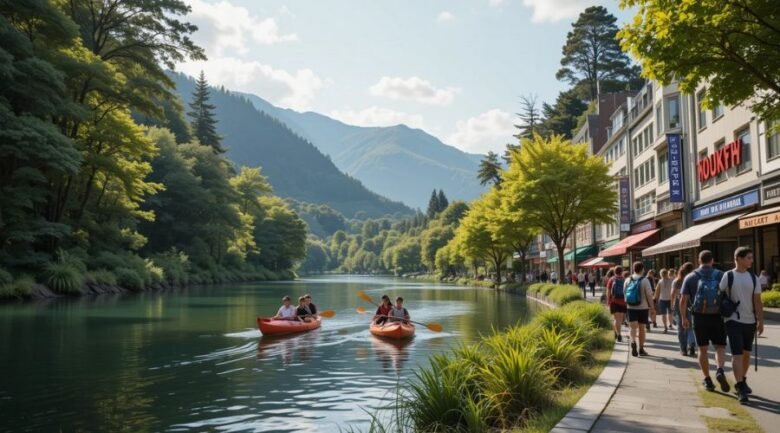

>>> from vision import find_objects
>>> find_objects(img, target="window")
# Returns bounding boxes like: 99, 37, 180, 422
658, 151, 668, 184
656, 105, 663, 135
697, 89, 707, 129
699, 150, 713, 189
737, 128, 752, 173
612, 112, 624, 131
713, 104, 725, 120
618, 137, 626, 156
714, 139, 727, 183
634, 158, 656, 188
666, 96, 681, 129
769, 120, 780, 160
635, 192, 656, 218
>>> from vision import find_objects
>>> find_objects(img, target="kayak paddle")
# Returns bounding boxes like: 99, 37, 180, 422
355, 306, 443, 333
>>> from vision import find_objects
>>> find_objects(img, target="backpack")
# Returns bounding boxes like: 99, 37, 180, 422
625, 276, 644, 306
611, 277, 625, 301
722, 270, 757, 319
690, 270, 722, 314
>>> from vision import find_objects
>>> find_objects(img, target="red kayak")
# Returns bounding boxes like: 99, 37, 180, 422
370, 321, 415, 340
257, 317, 321, 336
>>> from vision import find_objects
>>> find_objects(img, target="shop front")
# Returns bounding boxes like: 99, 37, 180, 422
598, 224, 660, 268
737, 179, 780, 283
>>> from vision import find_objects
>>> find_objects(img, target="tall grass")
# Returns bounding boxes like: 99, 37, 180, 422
45, 262, 83, 294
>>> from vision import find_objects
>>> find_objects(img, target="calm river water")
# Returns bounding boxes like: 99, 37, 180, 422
0, 276, 540, 432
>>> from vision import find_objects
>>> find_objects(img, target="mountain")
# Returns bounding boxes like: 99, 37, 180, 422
169, 72, 412, 219
237, 93, 486, 210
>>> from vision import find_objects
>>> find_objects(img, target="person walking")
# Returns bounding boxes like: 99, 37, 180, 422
720, 247, 765, 403
606, 267, 626, 342
550, 270, 558, 285
626, 262, 655, 357
654, 269, 674, 333
588, 270, 597, 297
758, 270, 769, 292
577, 269, 587, 298
680, 250, 729, 392
671, 262, 696, 356
646, 269, 658, 330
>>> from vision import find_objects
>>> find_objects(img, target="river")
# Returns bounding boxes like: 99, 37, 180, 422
0, 275, 540, 432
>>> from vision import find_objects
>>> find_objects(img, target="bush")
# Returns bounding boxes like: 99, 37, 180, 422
12, 275, 34, 297
528, 283, 544, 295
772, 283, 780, 292
145, 259, 164, 285
45, 262, 83, 294
535, 328, 585, 384
761, 291, 780, 308
115, 268, 144, 291
87, 269, 117, 286
548, 285, 582, 305
562, 301, 612, 330
539, 284, 557, 296
0, 268, 12, 286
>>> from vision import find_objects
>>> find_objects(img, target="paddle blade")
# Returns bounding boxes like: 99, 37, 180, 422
357, 290, 375, 305
319, 310, 336, 318
425, 323, 443, 333
356, 307, 367, 314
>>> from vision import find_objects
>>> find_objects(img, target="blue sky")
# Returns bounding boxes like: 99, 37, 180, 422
177, 0, 634, 155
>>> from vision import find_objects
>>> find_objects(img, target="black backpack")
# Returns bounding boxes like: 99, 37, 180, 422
721, 270, 757, 319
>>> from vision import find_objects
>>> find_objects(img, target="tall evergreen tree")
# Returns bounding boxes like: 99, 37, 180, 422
188, 71, 223, 153
514, 95, 543, 139
556, 6, 640, 100
540, 88, 589, 139
426, 190, 440, 219
437, 190, 449, 213
478, 152, 503, 186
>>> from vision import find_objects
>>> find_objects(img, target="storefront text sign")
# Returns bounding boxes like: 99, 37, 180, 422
739, 211, 780, 229
667, 134, 685, 202
697, 139, 742, 183
764, 182, 780, 205
692, 189, 759, 221
619, 176, 630, 229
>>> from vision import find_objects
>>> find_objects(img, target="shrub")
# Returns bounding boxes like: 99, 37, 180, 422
772, 283, 780, 292
12, 275, 34, 297
761, 291, 780, 308
563, 301, 612, 330
481, 347, 554, 420
145, 259, 164, 285
535, 328, 585, 384
548, 285, 582, 306
527, 283, 544, 295
115, 268, 144, 291
408, 353, 475, 431
87, 269, 117, 286
0, 268, 12, 286
45, 262, 83, 294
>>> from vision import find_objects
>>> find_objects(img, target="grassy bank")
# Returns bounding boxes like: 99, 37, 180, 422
354, 300, 613, 432
527, 283, 584, 306
406, 273, 526, 293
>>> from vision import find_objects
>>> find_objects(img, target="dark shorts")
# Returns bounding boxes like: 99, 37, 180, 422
692, 314, 727, 347
610, 303, 627, 314
726, 321, 756, 355
657, 300, 672, 315
627, 309, 649, 324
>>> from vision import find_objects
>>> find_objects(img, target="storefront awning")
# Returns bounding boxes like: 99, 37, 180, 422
599, 229, 660, 257
739, 206, 780, 229
547, 245, 596, 263
579, 257, 614, 268
642, 214, 743, 257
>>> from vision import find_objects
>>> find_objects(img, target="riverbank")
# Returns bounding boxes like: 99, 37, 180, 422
405, 273, 526, 293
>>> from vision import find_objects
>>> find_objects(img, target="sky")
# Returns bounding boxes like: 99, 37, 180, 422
176, 0, 634, 155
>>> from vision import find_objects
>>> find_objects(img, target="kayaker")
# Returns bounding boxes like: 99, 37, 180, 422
273, 296, 296, 320
388, 296, 410, 324
374, 295, 392, 325
303, 294, 318, 316
295, 296, 312, 322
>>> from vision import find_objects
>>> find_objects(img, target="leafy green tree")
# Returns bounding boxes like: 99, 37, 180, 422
541, 89, 589, 139
439, 201, 470, 227
251, 196, 307, 271
426, 189, 440, 219
503, 134, 616, 279
299, 238, 330, 274
188, 71, 223, 153
556, 6, 640, 100
619, 0, 780, 122
230, 167, 272, 213
420, 226, 455, 271
478, 152, 503, 186
389, 238, 422, 274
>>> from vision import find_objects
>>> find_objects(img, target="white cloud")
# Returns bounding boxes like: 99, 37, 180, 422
447, 109, 515, 154
522, 0, 601, 23
186, 0, 297, 56
178, 58, 323, 111
369, 76, 460, 106
436, 11, 455, 23
489, 0, 507, 7
329, 106, 425, 129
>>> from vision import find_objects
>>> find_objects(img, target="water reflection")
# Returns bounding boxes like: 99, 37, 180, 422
371, 337, 412, 374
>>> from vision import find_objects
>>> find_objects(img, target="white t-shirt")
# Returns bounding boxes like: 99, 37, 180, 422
276, 305, 296, 319
627, 273, 654, 310
657, 277, 673, 301
758, 274, 769, 287
550, 272, 558, 280
577, 272, 586, 283
719, 270, 760, 324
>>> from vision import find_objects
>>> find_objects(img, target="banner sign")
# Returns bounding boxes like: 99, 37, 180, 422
692, 189, 759, 221
619, 176, 630, 227
667, 134, 685, 202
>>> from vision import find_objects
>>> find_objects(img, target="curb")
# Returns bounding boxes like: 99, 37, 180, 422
764, 307, 780, 322
525, 294, 631, 433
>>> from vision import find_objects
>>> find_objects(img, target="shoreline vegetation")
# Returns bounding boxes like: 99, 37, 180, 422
349, 283, 613, 433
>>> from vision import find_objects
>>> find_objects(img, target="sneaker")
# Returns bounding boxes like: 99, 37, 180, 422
736, 382, 749, 403
631, 341, 638, 357
669, 324, 675, 330
663, 327, 668, 334
743, 378, 753, 395
653, 322, 658, 328
617, 335, 623, 343
703, 377, 716, 391
689, 344, 697, 357
680, 347, 688, 356
716, 368, 730, 393
639, 348, 649, 356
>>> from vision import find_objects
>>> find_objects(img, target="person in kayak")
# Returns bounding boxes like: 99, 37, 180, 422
273, 296, 296, 320
388, 296, 410, 324
374, 295, 392, 325
295, 296, 313, 322
304, 294, 318, 316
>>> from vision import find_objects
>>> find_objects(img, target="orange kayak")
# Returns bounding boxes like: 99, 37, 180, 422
370, 321, 415, 340
257, 317, 321, 336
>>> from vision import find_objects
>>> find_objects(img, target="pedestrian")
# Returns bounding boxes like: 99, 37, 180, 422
550, 270, 558, 285
654, 268, 674, 333
758, 270, 769, 292
646, 269, 658, 330
720, 247, 765, 403
606, 267, 626, 342
625, 261, 655, 357
577, 269, 587, 298
680, 250, 729, 392
671, 262, 696, 356
541, 270, 548, 283
588, 270, 597, 297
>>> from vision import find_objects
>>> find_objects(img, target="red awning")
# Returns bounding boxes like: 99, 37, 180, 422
579, 257, 614, 268
598, 229, 660, 258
